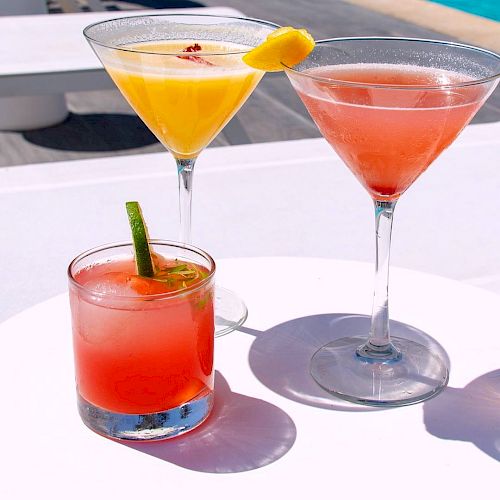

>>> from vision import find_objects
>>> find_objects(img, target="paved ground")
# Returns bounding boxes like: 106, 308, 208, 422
0, 0, 498, 167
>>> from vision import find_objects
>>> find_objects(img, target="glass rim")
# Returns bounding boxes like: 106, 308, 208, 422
283, 37, 500, 90
83, 13, 280, 56
67, 239, 216, 301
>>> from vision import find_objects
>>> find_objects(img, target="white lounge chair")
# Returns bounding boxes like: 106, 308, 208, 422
0, 6, 243, 130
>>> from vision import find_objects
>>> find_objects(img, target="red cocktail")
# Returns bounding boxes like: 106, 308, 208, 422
68, 240, 215, 440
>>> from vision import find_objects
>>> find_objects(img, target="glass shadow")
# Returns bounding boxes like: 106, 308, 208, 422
124, 371, 297, 473
424, 369, 500, 461
246, 313, 450, 411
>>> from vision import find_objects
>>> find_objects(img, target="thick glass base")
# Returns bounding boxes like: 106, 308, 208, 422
214, 286, 248, 337
310, 335, 449, 407
77, 390, 213, 441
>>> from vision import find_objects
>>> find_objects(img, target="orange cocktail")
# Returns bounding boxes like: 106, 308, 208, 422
103, 40, 263, 159
68, 240, 215, 440
84, 15, 278, 335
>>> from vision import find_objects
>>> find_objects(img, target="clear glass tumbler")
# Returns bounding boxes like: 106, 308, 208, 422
68, 240, 215, 440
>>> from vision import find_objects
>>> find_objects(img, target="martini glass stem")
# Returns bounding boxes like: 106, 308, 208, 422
176, 157, 197, 244
357, 199, 401, 361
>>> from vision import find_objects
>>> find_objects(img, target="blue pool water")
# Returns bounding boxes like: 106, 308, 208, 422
428, 0, 500, 21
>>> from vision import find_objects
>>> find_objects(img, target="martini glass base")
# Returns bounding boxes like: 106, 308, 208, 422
214, 286, 248, 337
310, 335, 449, 407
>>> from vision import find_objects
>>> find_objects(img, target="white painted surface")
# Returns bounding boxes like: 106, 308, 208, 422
0, 94, 68, 130
1, 257, 500, 498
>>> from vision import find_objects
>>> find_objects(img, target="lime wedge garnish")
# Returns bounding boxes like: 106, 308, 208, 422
125, 201, 155, 277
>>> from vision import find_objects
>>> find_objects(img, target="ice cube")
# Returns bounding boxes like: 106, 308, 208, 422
85, 272, 171, 297
85, 272, 143, 297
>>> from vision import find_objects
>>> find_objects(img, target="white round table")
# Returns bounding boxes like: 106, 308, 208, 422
2, 258, 499, 498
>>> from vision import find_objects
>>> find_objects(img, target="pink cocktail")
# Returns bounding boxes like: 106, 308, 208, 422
296, 64, 486, 200
285, 38, 500, 406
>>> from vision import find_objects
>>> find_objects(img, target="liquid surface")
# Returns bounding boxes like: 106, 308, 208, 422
76, 254, 210, 296
294, 64, 488, 199
101, 40, 263, 158
70, 256, 214, 414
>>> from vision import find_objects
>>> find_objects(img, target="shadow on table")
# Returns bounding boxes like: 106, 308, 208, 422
125, 371, 296, 473
22, 113, 158, 152
423, 370, 500, 461
243, 313, 448, 412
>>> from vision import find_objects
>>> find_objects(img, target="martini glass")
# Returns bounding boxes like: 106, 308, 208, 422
84, 14, 278, 336
284, 37, 500, 406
